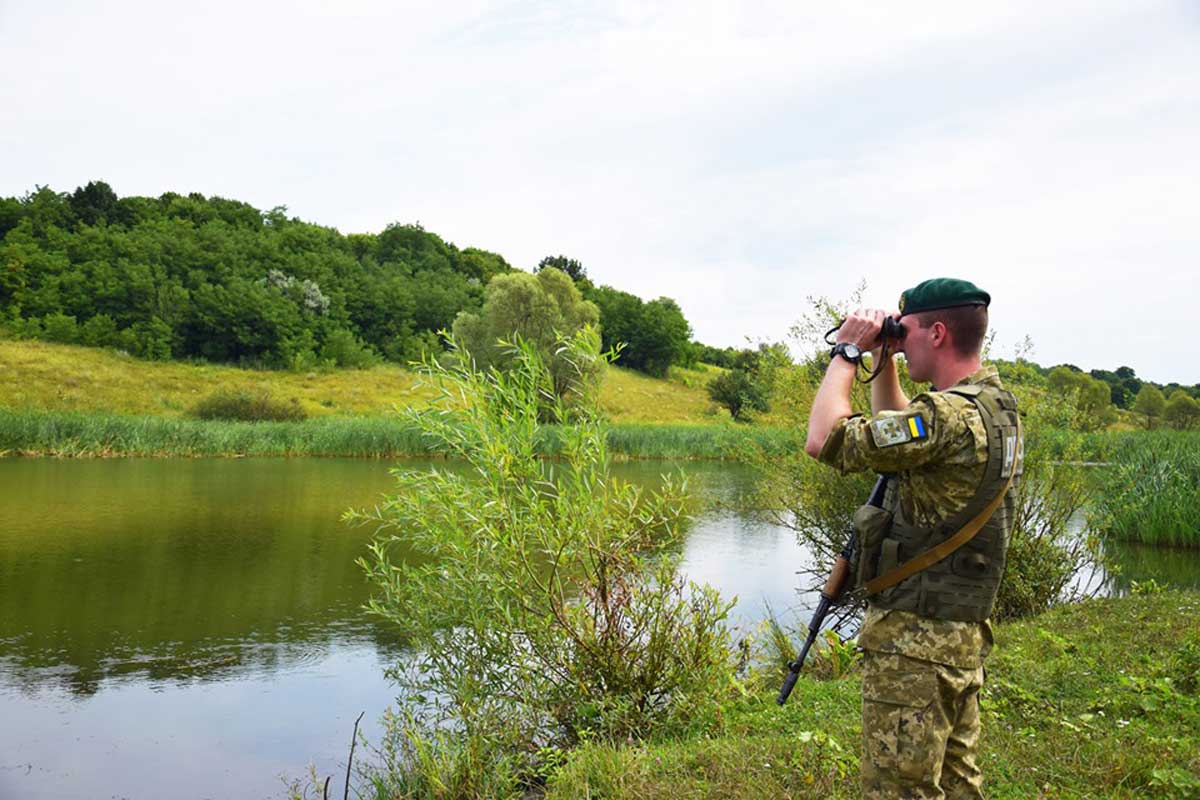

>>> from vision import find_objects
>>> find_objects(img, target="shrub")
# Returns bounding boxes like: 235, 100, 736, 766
318, 327, 379, 369
705, 344, 788, 422
350, 330, 735, 794
451, 268, 602, 405
79, 314, 119, 347
41, 312, 80, 344
190, 388, 307, 422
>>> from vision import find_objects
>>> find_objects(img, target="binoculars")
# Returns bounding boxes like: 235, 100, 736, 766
828, 315, 906, 343
881, 316, 906, 340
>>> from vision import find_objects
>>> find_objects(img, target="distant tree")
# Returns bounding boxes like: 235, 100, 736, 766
1113, 366, 1142, 408
0, 196, 23, 239
536, 255, 586, 283
458, 248, 511, 283
706, 343, 789, 421
636, 298, 693, 376
694, 343, 738, 368
587, 285, 694, 377
707, 369, 763, 421
68, 181, 123, 227
1048, 366, 1115, 431
1133, 385, 1167, 428
1164, 390, 1200, 430
452, 267, 601, 401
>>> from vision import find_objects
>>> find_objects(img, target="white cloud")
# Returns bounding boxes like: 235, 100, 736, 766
2, 0, 1197, 382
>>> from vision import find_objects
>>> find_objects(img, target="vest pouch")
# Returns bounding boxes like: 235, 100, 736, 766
950, 548, 996, 579
853, 504, 893, 588
870, 517, 925, 611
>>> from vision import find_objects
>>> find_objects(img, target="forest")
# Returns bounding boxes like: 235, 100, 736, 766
0, 181, 705, 376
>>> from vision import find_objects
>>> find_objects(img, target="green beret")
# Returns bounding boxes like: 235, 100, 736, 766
898, 278, 990, 316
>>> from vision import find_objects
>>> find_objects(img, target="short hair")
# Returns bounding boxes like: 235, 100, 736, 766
910, 304, 988, 357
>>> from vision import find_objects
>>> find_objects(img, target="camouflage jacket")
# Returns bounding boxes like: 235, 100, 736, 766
818, 365, 1004, 668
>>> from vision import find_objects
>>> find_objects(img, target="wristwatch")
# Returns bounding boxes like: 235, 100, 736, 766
830, 342, 863, 364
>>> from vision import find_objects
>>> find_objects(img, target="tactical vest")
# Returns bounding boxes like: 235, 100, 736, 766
863, 383, 1023, 622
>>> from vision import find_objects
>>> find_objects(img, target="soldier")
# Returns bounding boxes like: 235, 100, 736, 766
804, 278, 1022, 800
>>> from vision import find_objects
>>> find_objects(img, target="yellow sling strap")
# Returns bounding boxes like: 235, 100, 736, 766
864, 468, 1016, 597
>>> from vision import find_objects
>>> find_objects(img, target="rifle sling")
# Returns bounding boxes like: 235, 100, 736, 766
864, 469, 1015, 596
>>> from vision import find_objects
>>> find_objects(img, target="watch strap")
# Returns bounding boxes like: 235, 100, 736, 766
830, 342, 862, 364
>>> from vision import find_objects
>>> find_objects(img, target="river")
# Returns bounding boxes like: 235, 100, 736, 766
0, 457, 1196, 800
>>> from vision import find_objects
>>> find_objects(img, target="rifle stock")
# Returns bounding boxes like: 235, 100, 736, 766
776, 475, 889, 705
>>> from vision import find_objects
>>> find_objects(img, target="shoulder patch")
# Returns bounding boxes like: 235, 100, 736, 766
870, 414, 929, 448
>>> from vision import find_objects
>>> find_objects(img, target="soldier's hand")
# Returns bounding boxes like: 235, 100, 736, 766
836, 308, 885, 349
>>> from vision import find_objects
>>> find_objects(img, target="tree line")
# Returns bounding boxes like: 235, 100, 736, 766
0, 182, 716, 377
2, 182, 1195, 429
1042, 363, 1200, 430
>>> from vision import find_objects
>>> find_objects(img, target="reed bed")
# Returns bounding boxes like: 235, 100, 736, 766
1092, 430, 1200, 548
0, 409, 795, 460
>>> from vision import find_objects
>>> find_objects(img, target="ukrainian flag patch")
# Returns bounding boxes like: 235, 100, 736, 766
870, 413, 930, 448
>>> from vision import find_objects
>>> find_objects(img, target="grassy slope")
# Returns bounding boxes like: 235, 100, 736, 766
547, 591, 1200, 800
0, 338, 727, 424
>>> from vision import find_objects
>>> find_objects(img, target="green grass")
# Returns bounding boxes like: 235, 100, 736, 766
0, 338, 797, 458
0, 409, 791, 459
545, 591, 1200, 799
1092, 431, 1200, 548
0, 338, 729, 424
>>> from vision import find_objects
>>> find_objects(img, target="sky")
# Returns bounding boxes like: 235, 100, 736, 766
2, 1, 1198, 383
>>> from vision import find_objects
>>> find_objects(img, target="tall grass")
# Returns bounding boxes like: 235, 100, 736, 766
0, 409, 438, 458
0, 409, 795, 460
1092, 431, 1200, 548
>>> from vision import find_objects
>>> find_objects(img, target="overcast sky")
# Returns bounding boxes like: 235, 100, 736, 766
3, 1, 1198, 383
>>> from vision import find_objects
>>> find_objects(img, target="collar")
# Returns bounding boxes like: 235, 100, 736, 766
952, 365, 1001, 389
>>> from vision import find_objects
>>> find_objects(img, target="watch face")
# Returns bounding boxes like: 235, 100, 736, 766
844, 344, 861, 359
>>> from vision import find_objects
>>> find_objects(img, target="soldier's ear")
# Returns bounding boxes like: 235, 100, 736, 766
930, 321, 949, 349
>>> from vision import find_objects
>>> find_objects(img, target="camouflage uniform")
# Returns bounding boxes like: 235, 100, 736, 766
819, 366, 1004, 800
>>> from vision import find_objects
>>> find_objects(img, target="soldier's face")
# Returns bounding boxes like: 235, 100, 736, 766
899, 320, 932, 381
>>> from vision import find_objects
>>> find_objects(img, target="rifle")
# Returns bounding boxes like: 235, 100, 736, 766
776, 474, 889, 705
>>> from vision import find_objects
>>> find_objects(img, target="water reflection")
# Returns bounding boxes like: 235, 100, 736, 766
1, 457, 1197, 800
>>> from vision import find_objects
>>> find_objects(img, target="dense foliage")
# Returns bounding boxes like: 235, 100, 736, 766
351, 333, 734, 796
451, 268, 601, 402
585, 285, 695, 377
705, 343, 789, 421
1, 182, 514, 368
0, 185, 722, 379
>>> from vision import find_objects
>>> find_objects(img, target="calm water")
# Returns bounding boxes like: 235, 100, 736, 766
1, 458, 1196, 800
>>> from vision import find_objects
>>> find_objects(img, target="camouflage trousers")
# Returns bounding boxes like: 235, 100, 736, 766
861, 650, 985, 800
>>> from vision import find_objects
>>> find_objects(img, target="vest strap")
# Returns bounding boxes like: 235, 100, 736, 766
864, 421, 1019, 596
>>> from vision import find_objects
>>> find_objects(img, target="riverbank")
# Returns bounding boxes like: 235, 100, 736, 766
538, 590, 1200, 800
0, 409, 796, 459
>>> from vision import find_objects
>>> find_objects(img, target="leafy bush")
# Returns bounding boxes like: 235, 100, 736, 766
351, 330, 735, 794
705, 344, 788, 421
190, 388, 307, 422
452, 268, 602, 406
79, 314, 119, 347
41, 312, 80, 344
318, 328, 379, 369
